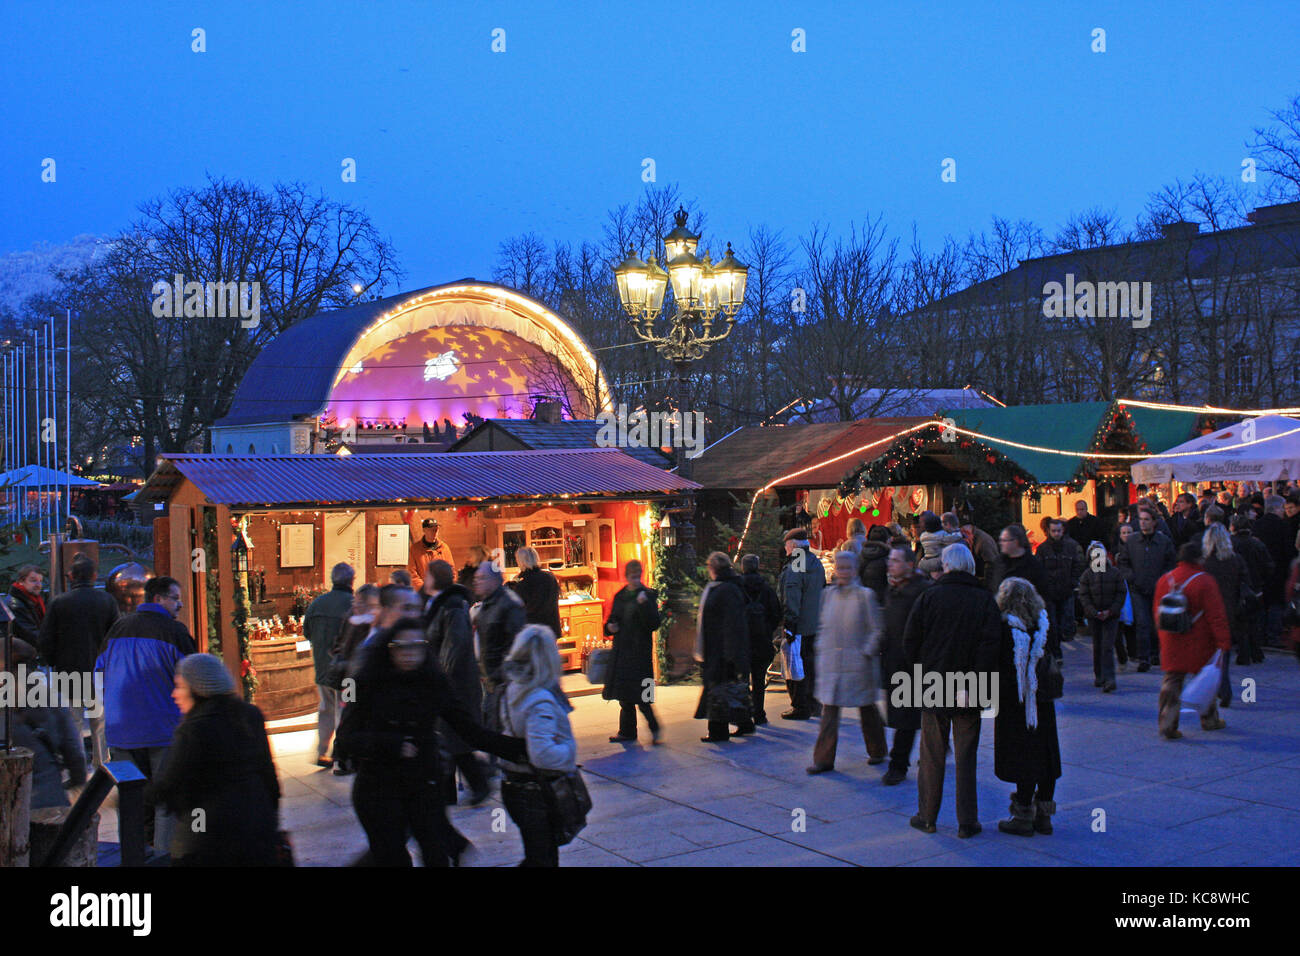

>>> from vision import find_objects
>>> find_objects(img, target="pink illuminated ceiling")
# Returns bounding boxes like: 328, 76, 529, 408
324, 324, 579, 428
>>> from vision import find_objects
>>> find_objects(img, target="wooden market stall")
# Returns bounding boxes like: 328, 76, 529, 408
136, 449, 699, 720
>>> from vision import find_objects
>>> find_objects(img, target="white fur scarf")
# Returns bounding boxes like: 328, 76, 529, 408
1006, 609, 1050, 730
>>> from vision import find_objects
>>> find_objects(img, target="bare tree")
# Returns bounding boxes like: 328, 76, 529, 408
1250, 92, 1300, 202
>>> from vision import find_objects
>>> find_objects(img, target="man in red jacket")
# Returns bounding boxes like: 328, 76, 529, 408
1153, 541, 1232, 739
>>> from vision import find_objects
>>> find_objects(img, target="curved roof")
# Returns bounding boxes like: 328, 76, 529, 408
215, 280, 609, 428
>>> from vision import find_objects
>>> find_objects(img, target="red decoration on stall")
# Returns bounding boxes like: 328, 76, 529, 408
454, 506, 477, 525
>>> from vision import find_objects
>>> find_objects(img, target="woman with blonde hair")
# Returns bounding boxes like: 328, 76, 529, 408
1201, 523, 1252, 710
497, 624, 578, 866
457, 544, 490, 589
992, 577, 1061, 837
510, 546, 563, 638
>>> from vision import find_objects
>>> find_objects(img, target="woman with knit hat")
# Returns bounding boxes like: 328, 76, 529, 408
144, 653, 282, 865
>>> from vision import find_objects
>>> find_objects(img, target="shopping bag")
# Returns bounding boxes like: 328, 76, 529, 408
1119, 585, 1134, 626
780, 634, 804, 682
585, 647, 612, 685
1179, 650, 1222, 717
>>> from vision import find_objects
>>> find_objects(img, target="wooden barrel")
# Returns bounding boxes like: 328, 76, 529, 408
249, 637, 317, 720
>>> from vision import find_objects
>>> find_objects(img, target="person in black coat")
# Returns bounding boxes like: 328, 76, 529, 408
604, 559, 663, 743
737, 555, 783, 726
1202, 525, 1252, 709
423, 561, 489, 805
1077, 541, 1127, 691
880, 546, 932, 785
992, 579, 1061, 837
144, 654, 280, 866
1231, 513, 1273, 663
990, 525, 1047, 598
510, 549, 563, 639
3, 565, 46, 647
1254, 497, 1292, 646
1065, 500, 1105, 553
902, 544, 1002, 837
693, 553, 751, 742
1116, 507, 1176, 669
1, 637, 87, 810
857, 526, 891, 599
38, 554, 120, 766
336, 619, 527, 866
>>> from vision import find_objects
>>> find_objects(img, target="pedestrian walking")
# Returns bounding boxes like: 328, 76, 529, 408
990, 524, 1046, 598
497, 624, 580, 867
1116, 507, 1176, 671
1, 637, 87, 810
857, 525, 892, 598
1065, 499, 1105, 553
738, 553, 782, 726
1254, 496, 1291, 647
992, 577, 1061, 837
806, 552, 888, 774
305, 562, 354, 770
603, 559, 663, 744
423, 560, 490, 805
1201, 524, 1253, 710
456, 544, 490, 589
1077, 541, 1126, 692
1113, 523, 1139, 668
880, 546, 931, 785
903, 544, 1002, 838
144, 654, 281, 866
473, 560, 528, 731
694, 551, 751, 742
94, 575, 197, 855
335, 619, 526, 866
37, 552, 119, 766
1153, 542, 1232, 739
1231, 513, 1273, 663
1037, 518, 1084, 656
778, 528, 825, 720
510, 547, 563, 639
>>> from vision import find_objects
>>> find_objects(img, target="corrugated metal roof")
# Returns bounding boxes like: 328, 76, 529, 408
140, 449, 699, 508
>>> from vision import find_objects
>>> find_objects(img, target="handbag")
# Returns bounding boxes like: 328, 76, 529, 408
1035, 652, 1064, 701
535, 767, 593, 846
706, 679, 751, 723
1119, 584, 1134, 626
779, 634, 805, 681
585, 647, 612, 685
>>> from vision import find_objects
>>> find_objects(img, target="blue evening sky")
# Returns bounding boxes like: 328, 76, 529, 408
4, 0, 1299, 289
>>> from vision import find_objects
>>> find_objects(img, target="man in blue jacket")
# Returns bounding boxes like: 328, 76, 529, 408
95, 575, 197, 855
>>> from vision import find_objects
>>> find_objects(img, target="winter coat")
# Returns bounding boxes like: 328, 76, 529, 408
2, 585, 44, 647
882, 572, 931, 731
511, 567, 563, 639
1153, 562, 1232, 674
408, 536, 454, 590
37, 583, 120, 679
1116, 529, 1176, 597
9, 678, 87, 809
779, 547, 825, 635
304, 585, 353, 684
1203, 552, 1251, 640
424, 584, 481, 754
144, 694, 280, 866
964, 526, 1001, 584
738, 571, 782, 664
917, 530, 962, 575
813, 581, 883, 707
1036, 536, 1085, 601
95, 604, 198, 749
1065, 513, 1106, 552
499, 684, 577, 775
335, 636, 525, 788
989, 551, 1047, 597
1077, 562, 1126, 621
602, 585, 661, 703
1253, 514, 1291, 602
693, 569, 749, 719
857, 540, 891, 598
993, 616, 1061, 786
1232, 532, 1274, 603
1169, 511, 1205, 549
902, 570, 1002, 711
474, 584, 528, 687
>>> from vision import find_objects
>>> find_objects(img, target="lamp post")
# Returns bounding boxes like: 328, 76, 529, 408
613, 205, 748, 478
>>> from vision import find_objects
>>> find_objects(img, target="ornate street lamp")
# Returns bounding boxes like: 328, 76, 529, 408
613, 205, 748, 476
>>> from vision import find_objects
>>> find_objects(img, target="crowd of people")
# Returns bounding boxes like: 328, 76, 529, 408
3, 477, 1297, 861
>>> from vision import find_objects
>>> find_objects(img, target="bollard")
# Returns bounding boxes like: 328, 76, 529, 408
0, 747, 34, 866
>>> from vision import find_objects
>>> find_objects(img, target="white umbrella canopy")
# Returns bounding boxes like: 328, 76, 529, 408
1131, 415, 1300, 484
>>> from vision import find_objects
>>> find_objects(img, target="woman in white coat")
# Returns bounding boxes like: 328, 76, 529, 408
807, 551, 889, 774
498, 624, 578, 866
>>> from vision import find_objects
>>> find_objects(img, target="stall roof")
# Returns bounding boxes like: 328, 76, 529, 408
138, 449, 700, 509
449, 419, 673, 469
690, 418, 928, 490
0, 465, 101, 488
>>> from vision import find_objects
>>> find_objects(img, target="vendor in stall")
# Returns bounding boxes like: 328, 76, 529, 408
407, 513, 455, 588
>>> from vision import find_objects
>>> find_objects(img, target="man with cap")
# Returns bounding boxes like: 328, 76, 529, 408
407, 512, 454, 589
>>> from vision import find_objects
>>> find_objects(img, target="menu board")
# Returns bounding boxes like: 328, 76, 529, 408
376, 523, 410, 566
323, 511, 366, 584
279, 523, 315, 568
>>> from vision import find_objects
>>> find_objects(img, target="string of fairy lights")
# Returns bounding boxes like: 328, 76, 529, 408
730, 399, 1300, 556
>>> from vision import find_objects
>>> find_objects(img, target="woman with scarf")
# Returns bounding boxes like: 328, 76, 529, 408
3, 565, 46, 646
497, 624, 578, 866
993, 576, 1061, 837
